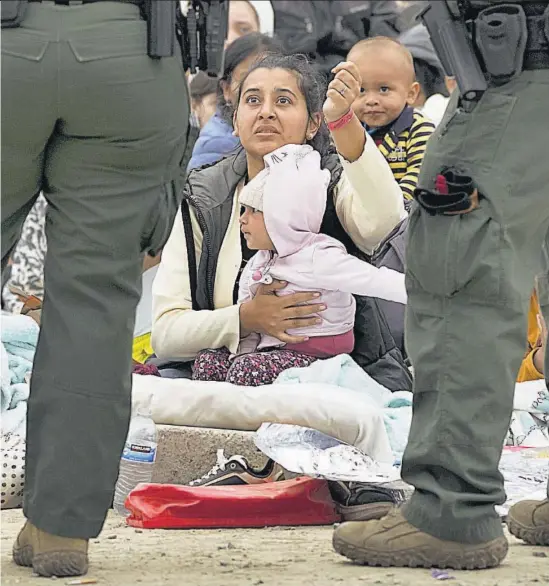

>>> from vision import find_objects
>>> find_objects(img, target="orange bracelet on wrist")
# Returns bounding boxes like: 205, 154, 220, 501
326, 110, 354, 131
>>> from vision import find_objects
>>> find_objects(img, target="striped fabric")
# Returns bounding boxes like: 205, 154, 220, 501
372, 107, 435, 202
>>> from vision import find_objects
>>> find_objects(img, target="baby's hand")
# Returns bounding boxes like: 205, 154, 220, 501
323, 61, 362, 124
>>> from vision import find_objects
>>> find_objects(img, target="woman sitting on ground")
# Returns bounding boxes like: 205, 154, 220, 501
152, 53, 410, 389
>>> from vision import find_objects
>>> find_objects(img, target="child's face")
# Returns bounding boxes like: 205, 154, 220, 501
348, 47, 419, 129
239, 205, 275, 251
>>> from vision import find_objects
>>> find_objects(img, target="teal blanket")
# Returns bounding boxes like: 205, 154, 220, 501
1, 313, 39, 436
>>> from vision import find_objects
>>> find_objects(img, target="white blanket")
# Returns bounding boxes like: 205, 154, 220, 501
132, 375, 394, 463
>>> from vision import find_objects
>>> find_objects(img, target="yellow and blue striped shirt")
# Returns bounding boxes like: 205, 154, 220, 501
369, 107, 435, 202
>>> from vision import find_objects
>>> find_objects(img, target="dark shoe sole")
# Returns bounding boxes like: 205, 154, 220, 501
12, 543, 33, 568
32, 552, 88, 577
507, 518, 549, 546
332, 535, 509, 570
337, 502, 393, 522
13, 543, 88, 577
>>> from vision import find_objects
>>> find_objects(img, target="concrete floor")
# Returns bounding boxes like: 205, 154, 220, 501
2, 510, 548, 586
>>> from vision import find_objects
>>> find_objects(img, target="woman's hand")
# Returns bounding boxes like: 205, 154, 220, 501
239, 279, 326, 344
323, 61, 362, 123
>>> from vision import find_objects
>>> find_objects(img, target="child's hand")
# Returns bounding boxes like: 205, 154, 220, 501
323, 61, 362, 124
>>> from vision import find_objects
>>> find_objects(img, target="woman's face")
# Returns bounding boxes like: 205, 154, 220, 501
234, 67, 321, 161
226, 1, 260, 47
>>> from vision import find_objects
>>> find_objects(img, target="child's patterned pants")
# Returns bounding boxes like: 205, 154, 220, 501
192, 347, 317, 386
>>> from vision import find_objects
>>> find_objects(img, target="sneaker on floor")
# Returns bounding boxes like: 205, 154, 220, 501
328, 481, 407, 521
13, 521, 89, 577
333, 508, 508, 570
506, 498, 549, 546
189, 449, 284, 487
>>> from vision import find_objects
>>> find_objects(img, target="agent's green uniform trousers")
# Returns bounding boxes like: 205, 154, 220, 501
1, 1, 190, 538
401, 70, 549, 543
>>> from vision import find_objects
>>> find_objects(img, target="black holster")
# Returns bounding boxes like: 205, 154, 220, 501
1, 0, 28, 28
475, 4, 528, 86
414, 168, 479, 216
144, 0, 176, 58
420, 1, 488, 103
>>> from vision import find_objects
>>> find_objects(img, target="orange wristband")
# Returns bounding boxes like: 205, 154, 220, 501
326, 110, 354, 131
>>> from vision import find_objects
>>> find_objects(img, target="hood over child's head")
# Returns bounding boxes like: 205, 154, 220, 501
239, 144, 331, 257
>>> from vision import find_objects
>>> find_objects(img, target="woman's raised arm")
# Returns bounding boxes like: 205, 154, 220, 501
323, 61, 406, 256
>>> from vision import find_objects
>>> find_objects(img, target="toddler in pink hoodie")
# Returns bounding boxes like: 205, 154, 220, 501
192, 144, 406, 386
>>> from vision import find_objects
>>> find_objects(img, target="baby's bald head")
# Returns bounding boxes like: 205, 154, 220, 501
348, 37, 416, 85
346, 36, 420, 129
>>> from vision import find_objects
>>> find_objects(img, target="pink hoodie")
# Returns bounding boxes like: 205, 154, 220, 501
238, 144, 406, 353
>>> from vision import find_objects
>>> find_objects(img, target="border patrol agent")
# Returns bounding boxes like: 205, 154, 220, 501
1, 0, 225, 578
333, 0, 549, 569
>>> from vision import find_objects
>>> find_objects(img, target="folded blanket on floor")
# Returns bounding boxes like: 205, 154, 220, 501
131, 374, 395, 463
1, 314, 39, 436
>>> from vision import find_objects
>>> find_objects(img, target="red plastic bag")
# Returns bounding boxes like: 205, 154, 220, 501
125, 477, 341, 529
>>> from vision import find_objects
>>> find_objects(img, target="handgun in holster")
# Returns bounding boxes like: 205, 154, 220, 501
420, 1, 488, 103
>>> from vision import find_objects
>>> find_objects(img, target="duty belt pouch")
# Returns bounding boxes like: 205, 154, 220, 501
475, 4, 528, 85
414, 168, 478, 216
1, 0, 28, 29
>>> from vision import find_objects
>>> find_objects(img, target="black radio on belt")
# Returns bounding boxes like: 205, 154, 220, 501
179, 0, 229, 77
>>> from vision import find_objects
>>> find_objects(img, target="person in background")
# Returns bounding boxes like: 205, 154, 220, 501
517, 289, 546, 382
189, 72, 218, 130
187, 32, 284, 171
398, 23, 456, 127
226, 0, 274, 46
347, 36, 435, 207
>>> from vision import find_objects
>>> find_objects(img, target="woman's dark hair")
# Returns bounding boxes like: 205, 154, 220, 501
218, 33, 285, 122
234, 53, 332, 157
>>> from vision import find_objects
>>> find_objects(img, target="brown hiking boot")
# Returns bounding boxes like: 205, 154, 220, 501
506, 498, 549, 546
333, 508, 508, 569
12, 521, 89, 577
